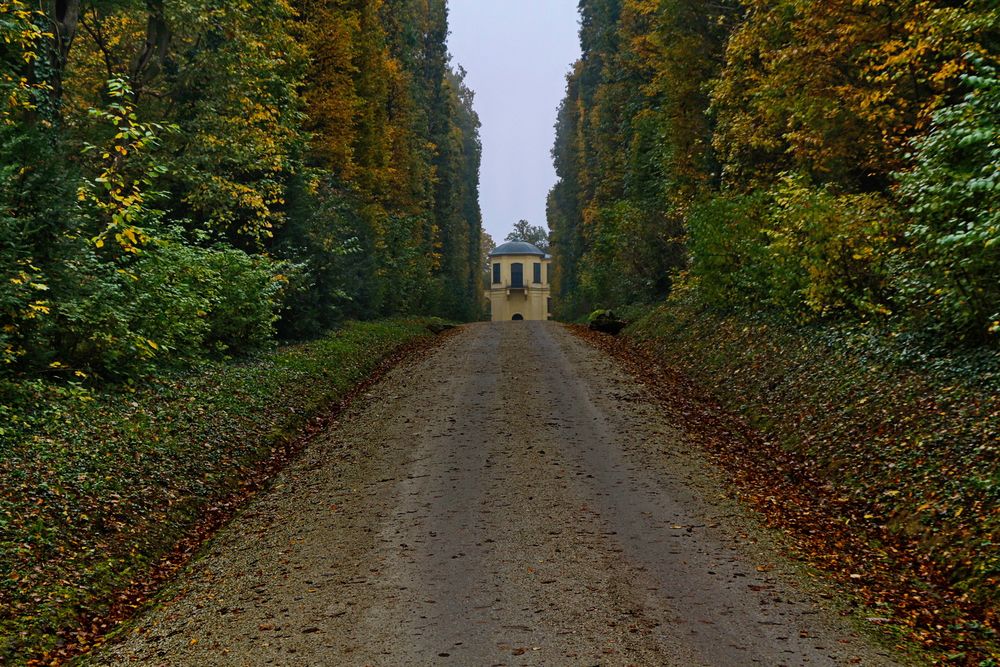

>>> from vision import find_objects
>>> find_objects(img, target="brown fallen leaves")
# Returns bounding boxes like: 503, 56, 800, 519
29, 330, 454, 667
570, 324, 999, 665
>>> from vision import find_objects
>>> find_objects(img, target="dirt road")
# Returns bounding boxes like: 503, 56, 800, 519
91, 322, 903, 666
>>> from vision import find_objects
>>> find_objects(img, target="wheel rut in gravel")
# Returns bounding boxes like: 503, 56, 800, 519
93, 322, 904, 666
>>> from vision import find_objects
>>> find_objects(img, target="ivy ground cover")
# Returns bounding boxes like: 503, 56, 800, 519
0, 319, 436, 664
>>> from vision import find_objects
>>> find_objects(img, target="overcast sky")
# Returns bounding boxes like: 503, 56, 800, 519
447, 1, 581, 246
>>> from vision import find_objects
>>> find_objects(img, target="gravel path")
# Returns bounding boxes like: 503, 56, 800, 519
90, 322, 904, 666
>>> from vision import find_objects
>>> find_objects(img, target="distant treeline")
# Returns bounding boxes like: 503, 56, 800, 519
0, 0, 481, 383
549, 0, 999, 344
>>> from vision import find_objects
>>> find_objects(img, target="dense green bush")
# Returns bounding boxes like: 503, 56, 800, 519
898, 58, 1000, 342
766, 176, 898, 318
39, 246, 149, 376
5, 240, 291, 382
197, 246, 293, 353
687, 182, 898, 320
686, 192, 771, 310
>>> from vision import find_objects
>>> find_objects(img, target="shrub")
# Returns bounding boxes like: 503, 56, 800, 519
766, 174, 899, 319
686, 192, 772, 309
42, 245, 155, 377
128, 243, 293, 362
199, 247, 292, 354
31, 243, 292, 380
897, 57, 1000, 342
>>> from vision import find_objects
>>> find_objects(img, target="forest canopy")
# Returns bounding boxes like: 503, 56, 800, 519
548, 0, 999, 346
0, 0, 482, 386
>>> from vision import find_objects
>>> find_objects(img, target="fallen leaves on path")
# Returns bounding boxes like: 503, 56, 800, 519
25, 330, 454, 667
570, 324, 999, 665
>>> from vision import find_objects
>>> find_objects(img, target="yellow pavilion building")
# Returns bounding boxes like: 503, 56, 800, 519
485, 241, 552, 321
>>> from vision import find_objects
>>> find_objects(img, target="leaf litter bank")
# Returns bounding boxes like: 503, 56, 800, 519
571, 305, 999, 665
0, 319, 448, 665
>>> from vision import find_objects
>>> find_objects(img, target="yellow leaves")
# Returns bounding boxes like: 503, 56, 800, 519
712, 0, 993, 185
931, 58, 966, 86
0, 3, 49, 119
146, 339, 159, 351
624, 0, 660, 18
2, 343, 21, 363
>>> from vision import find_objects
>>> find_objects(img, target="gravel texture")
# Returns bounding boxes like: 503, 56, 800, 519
89, 322, 904, 666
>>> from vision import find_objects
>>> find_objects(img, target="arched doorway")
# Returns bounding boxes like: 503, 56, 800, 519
512, 313, 524, 321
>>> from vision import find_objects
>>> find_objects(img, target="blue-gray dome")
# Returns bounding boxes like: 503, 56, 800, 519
489, 241, 546, 257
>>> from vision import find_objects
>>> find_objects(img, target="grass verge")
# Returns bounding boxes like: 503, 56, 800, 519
576, 296, 998, 664
0, 319, 440, 665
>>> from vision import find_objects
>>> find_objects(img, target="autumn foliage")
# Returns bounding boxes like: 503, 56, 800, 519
0, 0, 482, 387
549, 0, 999, 342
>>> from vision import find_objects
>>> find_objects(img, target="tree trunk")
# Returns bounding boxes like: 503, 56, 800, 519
43, 0, 82, 106
131, 0, 171, 99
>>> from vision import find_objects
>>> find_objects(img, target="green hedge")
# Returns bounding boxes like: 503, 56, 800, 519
0, 319, 435, 664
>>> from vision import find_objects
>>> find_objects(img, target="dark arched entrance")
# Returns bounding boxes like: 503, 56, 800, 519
512, 313, 524, 321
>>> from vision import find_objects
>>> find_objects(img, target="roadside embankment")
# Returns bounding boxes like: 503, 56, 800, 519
579, 298, 999, 663
0, 319, 440, 665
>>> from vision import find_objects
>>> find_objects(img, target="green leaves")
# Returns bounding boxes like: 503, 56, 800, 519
78, 78, 174, 256
0, 1, 48, 121
898, 57, 1000, 341
2, 0, 482, 386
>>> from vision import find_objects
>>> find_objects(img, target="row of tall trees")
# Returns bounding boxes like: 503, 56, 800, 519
0, 0, 482, 383
549, 0, 999, 344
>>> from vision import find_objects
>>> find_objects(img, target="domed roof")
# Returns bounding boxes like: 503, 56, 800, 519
489, 241, 546, 257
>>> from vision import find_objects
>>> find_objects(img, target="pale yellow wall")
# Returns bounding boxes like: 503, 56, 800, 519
485, 254, 552, 321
